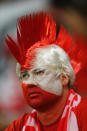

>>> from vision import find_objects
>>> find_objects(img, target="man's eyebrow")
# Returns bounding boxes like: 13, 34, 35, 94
21, 70, 28, 74
32, 68, 45, 72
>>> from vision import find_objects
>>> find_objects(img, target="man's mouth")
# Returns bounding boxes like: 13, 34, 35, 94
28, 92, 42, 97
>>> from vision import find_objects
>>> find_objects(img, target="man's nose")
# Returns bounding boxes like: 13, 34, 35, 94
28, 75, 38, 85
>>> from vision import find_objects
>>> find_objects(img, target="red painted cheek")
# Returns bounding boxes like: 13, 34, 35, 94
21, 83, 59, 109
22, 83, 57, 99
21, 83, 29, 98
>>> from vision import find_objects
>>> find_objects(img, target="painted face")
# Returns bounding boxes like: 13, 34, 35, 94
21, 68, 63, 109
20, 68, 63, 95
18, 45, 67, 109
22, 83, 61, 110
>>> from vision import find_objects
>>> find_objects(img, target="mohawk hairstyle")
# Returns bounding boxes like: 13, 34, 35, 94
5, 12, 56, 66
5, 12, 87, 93
5, 12, 87, 77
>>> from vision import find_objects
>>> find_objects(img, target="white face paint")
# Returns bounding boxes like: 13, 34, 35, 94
36, 69, 63, 95
20, 68, 63, 96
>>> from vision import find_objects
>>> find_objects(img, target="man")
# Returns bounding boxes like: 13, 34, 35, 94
5, 12, 87, 131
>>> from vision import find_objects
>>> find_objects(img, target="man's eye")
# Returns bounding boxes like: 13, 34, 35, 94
20, 71, 29, 80
33, 70, 45, 75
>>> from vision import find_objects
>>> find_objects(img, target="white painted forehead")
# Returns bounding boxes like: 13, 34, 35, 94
33, 44, 70, 69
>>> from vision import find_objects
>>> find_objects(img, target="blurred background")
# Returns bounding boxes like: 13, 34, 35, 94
0, 0, 87, 130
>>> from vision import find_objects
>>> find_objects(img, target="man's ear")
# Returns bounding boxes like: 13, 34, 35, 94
59, 74, 69, 87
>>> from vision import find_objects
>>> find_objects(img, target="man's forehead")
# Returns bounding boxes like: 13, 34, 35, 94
24, 44, 70, 73
27, 48, 53, 70
32, 46, 62, 68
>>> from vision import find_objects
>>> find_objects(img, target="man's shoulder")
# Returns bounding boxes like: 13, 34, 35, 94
76, 97, 87, 115
76, 97, 87, 131
5, 112, 31, 131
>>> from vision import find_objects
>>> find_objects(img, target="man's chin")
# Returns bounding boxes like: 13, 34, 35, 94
25, 96, 44, 109
27, 100, 44, 110
26, 97, 59, 112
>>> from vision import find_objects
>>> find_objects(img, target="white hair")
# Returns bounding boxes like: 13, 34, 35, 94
33, 44, 75, 86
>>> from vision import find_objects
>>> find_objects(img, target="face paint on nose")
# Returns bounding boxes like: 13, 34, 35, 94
21, 68, 63, 96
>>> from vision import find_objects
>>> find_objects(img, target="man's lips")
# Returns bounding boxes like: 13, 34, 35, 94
28, 92, 42, 97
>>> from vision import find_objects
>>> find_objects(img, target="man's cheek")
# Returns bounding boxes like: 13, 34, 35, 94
37, 76, 53, 93
38, 77, 63, 96
21, 83, 28, 97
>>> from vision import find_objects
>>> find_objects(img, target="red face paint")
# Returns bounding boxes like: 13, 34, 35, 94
22, 83, 60, 111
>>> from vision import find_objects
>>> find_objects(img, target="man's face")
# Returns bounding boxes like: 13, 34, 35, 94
21, 68, 63, 110
19, 46, 66, 110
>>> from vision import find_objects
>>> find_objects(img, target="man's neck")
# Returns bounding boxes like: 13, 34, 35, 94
37, 88, 69, 126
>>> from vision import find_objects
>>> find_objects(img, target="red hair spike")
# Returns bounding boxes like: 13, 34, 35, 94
5, 12, 56, 66
56, 24, 72, 53
5, 35, 21, 64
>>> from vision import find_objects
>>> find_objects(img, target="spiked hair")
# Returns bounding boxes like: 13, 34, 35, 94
5, 12, 56, 66
5, 12, 87, 88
